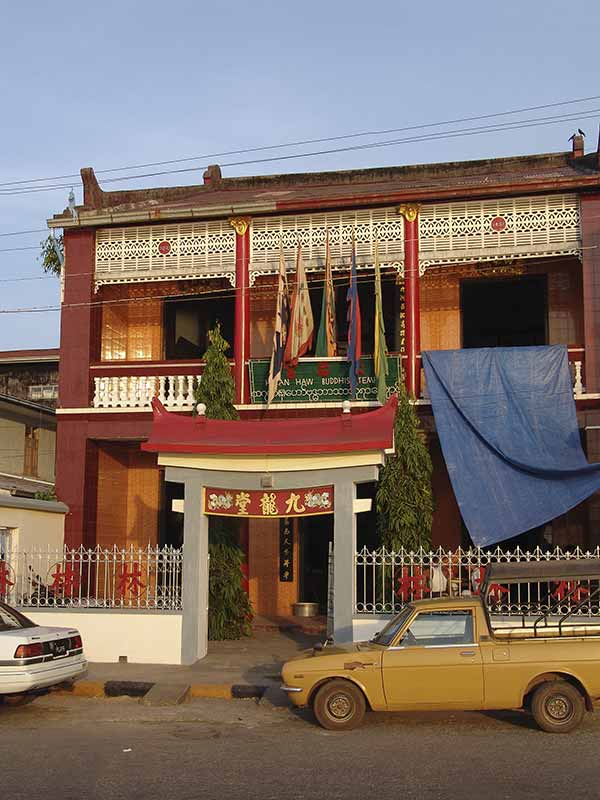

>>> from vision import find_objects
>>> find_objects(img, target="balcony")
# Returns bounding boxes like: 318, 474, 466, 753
88, 349, 589, 411
91, 362, 203, 410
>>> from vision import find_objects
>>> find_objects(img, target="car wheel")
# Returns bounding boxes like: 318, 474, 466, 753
531, 680, 585, 734
313, 679, 366, 731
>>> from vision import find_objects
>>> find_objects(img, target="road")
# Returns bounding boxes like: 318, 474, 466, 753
2, 693, 600, 799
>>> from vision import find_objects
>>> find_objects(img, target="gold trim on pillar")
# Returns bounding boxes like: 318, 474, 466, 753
397, 203, 420, 223
228, 217, 251, 236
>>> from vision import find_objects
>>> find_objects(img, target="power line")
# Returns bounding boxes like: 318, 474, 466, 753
0, 229, 47, 238
0, 252, 584, 315
1, 106, 599, 197
0, 93, 598, 190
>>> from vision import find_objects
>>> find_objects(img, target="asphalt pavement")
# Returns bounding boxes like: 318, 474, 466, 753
2, 693, 600, 799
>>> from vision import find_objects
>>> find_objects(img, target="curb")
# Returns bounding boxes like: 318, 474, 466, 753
58, 679, 269, 701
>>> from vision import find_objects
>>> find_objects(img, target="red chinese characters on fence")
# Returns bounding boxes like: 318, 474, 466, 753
0, 560, 14, 599
203, 486, 334, 518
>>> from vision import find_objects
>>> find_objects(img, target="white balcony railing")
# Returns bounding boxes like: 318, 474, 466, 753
93, 374, 201, 409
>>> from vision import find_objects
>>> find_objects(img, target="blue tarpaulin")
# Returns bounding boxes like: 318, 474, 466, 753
422, 346, 600, 547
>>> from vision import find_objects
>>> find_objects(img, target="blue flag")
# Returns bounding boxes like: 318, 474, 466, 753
346, 245, 362, 399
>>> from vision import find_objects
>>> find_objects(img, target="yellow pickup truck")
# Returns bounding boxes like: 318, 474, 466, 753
281, 560, 600, 733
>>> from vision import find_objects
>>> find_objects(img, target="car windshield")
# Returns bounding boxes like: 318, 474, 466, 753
0, 601, 36, 632
370, 606, 414, 646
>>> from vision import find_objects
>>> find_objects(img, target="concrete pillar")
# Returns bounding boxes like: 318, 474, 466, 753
333, 479, 357, 643
180, 480, 209, 664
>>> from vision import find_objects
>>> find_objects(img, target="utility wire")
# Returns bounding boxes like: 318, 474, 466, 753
1, 106, 599, 197
0, 93, 598, 189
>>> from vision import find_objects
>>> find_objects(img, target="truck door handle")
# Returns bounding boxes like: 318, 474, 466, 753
460, 651, 476, 657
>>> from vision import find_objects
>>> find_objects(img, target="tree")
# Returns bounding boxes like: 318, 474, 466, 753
194, 324, 252, 639
40, 234, 63, 276
376, 383, 433, 551
194, 323, 238, 420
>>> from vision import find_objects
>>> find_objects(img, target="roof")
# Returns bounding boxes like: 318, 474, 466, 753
142, 395, 397, 456
485, 559, 600, 583
48, 148, 600, 229
0, 472, 54, 497
0, 394, 56, 429
0, 348, 59, 365
0, 493, 67, 514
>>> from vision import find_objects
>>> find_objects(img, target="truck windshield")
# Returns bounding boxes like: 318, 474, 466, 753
370, 606, 414, 647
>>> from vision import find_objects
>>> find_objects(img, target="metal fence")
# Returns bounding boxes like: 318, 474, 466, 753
0, 545, 183, 611
354, 546, 600, 617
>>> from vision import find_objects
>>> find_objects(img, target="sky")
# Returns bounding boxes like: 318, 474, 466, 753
1, 0, 599, 350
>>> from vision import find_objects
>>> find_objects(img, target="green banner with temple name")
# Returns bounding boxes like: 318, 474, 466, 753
249, 356, 403, 404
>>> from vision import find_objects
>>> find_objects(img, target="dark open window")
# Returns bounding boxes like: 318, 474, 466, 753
164, 293, 235, 360
461, 276, 548, 349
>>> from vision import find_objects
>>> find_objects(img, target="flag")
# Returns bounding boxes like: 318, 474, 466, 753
373, 241, 389, 404
284, 243, 314, 367
315, 232, 337, 357
267, 245, 290, 405
347, 241, 362, 400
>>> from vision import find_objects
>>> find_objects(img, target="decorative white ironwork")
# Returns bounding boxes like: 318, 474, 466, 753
93, 374, 200, 409
249, 206, 404, 284
419, 194, 581, 269
354, 546, 600, 616
1, 545, 183, 610
95, 222, 236, 288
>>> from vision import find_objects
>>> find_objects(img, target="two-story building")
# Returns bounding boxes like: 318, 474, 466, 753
48, 132, 600, 620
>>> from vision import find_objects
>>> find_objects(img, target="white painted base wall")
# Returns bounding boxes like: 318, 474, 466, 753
22, 609, 183, 665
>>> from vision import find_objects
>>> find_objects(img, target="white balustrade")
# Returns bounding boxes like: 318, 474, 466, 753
573, 360, 584, 396
93, 374, 201, 409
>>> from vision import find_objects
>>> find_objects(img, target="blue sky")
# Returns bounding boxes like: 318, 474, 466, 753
1, 0, 599, 350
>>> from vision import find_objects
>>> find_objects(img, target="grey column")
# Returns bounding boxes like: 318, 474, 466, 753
180, 479, 209, 664
332, 478, 356, 643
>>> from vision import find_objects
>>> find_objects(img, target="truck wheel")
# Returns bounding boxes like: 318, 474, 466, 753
313, 680, 366, 731
531, 681, 585, 733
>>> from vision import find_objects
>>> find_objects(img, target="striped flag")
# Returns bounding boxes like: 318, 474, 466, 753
373, 241, 389, 404
267, 245, 290, 405
347, 241, 362, 400
315, 232, 337, 357
284, 243, 314, 367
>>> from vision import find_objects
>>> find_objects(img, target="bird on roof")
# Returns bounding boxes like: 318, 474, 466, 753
578, 128, 586, 137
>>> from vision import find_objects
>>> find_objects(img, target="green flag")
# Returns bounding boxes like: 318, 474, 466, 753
315, 233, 337, 357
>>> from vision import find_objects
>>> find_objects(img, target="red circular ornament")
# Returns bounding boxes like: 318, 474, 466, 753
158, 240, 171, 255
491, 216, 507, 232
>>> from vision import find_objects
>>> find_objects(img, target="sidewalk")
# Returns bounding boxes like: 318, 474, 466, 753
82, 629, 321, 692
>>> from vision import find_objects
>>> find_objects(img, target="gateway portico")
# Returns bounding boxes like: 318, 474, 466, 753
142, 396, 397, 664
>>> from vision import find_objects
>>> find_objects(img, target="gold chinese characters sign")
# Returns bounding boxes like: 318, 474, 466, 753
203, 486, 334, 518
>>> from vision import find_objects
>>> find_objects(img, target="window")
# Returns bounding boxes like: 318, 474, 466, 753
100, 300, 163, 361
0, 527, 12, 561
164, 294, 235, 360
28, 385, 58, 401
23, 426, 39, 478
0, 601, 35, 631
400, 610, 474, 648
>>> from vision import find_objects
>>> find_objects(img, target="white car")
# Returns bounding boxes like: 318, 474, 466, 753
0, 600, 87, 695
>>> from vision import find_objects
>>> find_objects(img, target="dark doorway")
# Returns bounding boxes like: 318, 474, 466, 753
159, 479, 184, 548
461, 276, 548, 349
299, 515, 333, 613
